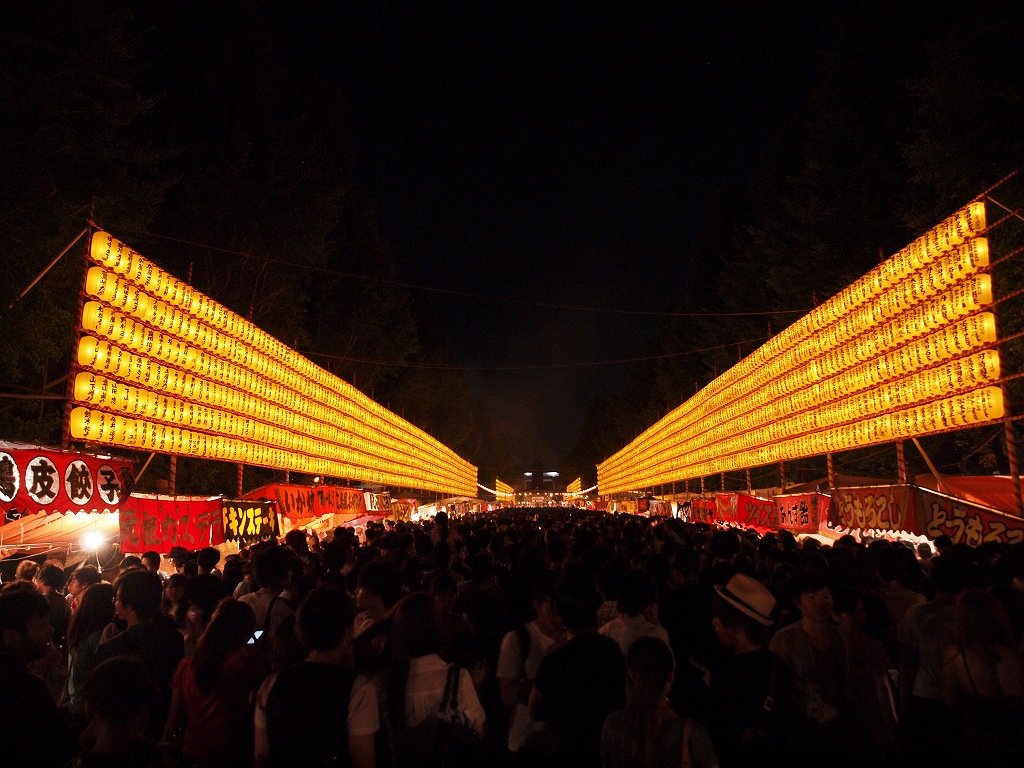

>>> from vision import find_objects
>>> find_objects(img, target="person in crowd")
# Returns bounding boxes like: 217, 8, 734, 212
528, 563, 625, 766
364, 590, 486, 767
64, 581, 116, 723
427, 570, 481, 680
873, 542, 926, 656
238, 544, 295, 668
164, 598, 267, 768
897, 548, 972, 764
352, 558, 404, 639
65, 564, 102, 614
14, 558, 40, 584
496, 569, 566, 762
595, 557, 627, 627
233, 558, 257, 599
93, 568, 185, 743
162, 572, 193, 632
706, 573, 776, 767
221, 554, 245, 595
255, 585, 378, 768
940, 588, 1024, 766
141, 550, 165, 580
185, 551, 231, 646
197, 546, 224, 579
832, 585, 898, 764
167, 546, 190, 575
69, 656, 198, 768
0, 584, 77, 764
601, 636, 718, 768
765, 569, 854, 766
35, 558, 71, 652
599, 567, 670, 657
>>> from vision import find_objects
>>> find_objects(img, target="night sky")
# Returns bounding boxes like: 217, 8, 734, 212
318, 4, 843, 467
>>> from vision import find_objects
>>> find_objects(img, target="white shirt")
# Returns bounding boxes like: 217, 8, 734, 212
239, 591, 293, 636
495, 621, 560, 752
599, 613, 670, 657
403, 654, 486, 737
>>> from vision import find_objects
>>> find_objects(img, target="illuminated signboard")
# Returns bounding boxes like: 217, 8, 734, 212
599, 202, 1002, 494
68, 231, 477, 496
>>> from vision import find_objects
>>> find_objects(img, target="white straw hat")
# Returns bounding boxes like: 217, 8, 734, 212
714, 573, 776, 625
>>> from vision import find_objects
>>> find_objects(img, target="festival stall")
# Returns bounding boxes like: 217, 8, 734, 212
243, 482, 387, 539
0, 441, 133, 568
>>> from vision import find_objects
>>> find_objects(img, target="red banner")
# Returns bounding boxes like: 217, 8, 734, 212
721, 493, 778, 532
774, 492, 830, 533
0, 441, 133, 519
682, 497, 715, 523
221, 499, 278, 544
917, 486, 1024, 546
389, 498, 419, 522
119, 494, 225, 554
829, 485, 918, 534
245, 483, 366, 520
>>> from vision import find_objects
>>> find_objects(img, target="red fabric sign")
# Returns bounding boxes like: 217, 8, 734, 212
829, 485, 918, 534
244, 483, 366, 520
917, 486, 1024, 546
683, 498, 715, 523
718, 493, 778, 532
0, 441, 133, 519
119, 494, 225, 554
774, 492, 830, 533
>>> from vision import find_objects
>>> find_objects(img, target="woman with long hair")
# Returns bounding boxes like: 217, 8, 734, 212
64, 581, 115, 720
163, 597, 268, 768
941, 588, 1024, 766
362, 591, 486, 767
601, 636, 717, 768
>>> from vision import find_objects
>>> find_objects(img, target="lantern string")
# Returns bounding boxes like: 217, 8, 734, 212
986, 193, 1024, 226
987, 242, 1024, 270
973, 169, 1020, 204
982, 204, 1024, 234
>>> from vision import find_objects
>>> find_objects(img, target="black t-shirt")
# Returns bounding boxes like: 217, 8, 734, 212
0, 649, 77, 764
533, 632, 626, 763
265, 662, 356, 767
707, 646, 773, 767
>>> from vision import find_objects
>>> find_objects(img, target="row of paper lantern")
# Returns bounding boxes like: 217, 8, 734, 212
620, 263, 992, 462
90, 233, 414, 422
67, 405, 477, 494
706, 204, 986, 393
80, 295, 458, 466
598, 386, 1004, 494
73, 341, 462, 477
86, 236, 461, 451
600, 349, 999, 485
610, 311, 997, 471
78, 300, 471, 475
82, 236, 476, 487
72, 368, 468, 483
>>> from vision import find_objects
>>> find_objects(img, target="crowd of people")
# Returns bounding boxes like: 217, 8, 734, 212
3, 507, 1024, 767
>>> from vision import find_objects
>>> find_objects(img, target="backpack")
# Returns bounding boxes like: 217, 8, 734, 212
389, 664, 484, 768
515, 622, 531, 666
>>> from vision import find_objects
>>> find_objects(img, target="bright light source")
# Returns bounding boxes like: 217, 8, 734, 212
544, 472, 559, 477
524, 472, 533, 477
82, 532, 105, 551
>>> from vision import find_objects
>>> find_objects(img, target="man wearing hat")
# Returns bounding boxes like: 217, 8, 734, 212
707, 573, 778, 767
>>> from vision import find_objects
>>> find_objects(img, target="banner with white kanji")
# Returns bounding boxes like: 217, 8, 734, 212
0, 440, 133, 520
119, 493, 224, 554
